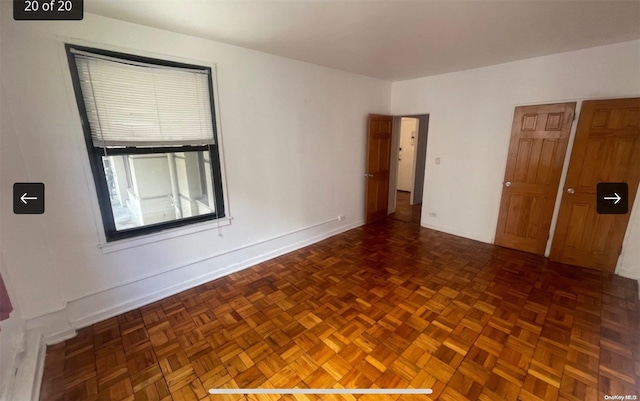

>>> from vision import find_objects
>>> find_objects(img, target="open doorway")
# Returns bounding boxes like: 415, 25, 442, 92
389, 114, 429, 224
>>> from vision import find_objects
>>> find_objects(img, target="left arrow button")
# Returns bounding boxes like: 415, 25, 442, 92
14, 183, 45, 214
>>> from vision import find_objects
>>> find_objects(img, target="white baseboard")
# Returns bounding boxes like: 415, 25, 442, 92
421, 222, 489, 244
616, 268, 640, 282
25, 308, 76, 346
0, 327, 23, 401
614, 268, 640, 299
14, 218, 363, 400
4, 331, 45, 401
28, 218, 365, 345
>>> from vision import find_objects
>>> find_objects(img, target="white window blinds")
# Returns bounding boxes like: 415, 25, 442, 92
71, 49, 215, 147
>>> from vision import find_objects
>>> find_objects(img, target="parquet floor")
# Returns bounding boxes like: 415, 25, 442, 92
39, 219, 639, 401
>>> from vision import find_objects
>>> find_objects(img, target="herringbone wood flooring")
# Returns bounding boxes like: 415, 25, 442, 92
39, 219, 639, 401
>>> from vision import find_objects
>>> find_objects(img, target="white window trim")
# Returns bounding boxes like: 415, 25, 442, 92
58, 36, 232, 248
98, 216, 233, 253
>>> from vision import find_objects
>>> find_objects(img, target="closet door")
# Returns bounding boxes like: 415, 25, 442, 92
551, 98, 640, 271
495, 103, 575, 255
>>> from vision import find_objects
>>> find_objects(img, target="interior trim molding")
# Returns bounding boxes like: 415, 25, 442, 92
28, 218, 365, 346
98, 216, 234, 253
422, 222, 488, 244
6, 331, 46, 401
67, 219, 365, 330
24, 309, 75, 345
16, 218, 363, 400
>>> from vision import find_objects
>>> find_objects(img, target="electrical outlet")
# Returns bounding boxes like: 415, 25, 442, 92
337, 215, 345, 221
428, 212, 437, 217
435, 157, 441, 165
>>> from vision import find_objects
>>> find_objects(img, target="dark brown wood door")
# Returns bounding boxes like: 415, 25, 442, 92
365, 114, 393, 224
550, 98, 640, 271
495, 103, 576, 254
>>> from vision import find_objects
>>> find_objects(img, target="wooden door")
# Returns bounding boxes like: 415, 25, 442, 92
550, 98, 640, 271
365, 114, 393, 224
495, 102, 576, 254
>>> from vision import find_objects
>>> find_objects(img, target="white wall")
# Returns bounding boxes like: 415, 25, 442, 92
391, 40, 640, 281
0, 3, 390, 347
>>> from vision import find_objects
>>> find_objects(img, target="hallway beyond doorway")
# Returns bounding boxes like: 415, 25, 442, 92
391, 190, 421, 224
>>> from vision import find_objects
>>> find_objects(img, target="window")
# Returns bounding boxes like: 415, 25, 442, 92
66, 45, 225, 241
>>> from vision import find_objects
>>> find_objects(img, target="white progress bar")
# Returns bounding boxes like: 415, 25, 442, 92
209, 388, 433, 395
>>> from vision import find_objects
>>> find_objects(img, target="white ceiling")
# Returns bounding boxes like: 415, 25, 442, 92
85, 0, 640, 81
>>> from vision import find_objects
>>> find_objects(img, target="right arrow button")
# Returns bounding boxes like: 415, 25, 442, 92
597, 183, 628, 214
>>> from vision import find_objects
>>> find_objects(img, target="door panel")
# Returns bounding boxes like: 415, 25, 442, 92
366, 114, 393, 224
550, 98, 640, 271
495, 103, 576, 254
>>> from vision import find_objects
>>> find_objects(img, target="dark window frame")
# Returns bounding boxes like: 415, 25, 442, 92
65, 44, 226, 242
197, 152, 209, 205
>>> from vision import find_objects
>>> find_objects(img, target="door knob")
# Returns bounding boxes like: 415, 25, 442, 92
567, 188, 575, 194
505, 181, 512, 187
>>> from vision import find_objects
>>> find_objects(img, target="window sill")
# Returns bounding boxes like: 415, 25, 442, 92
98, 217, 233, 254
